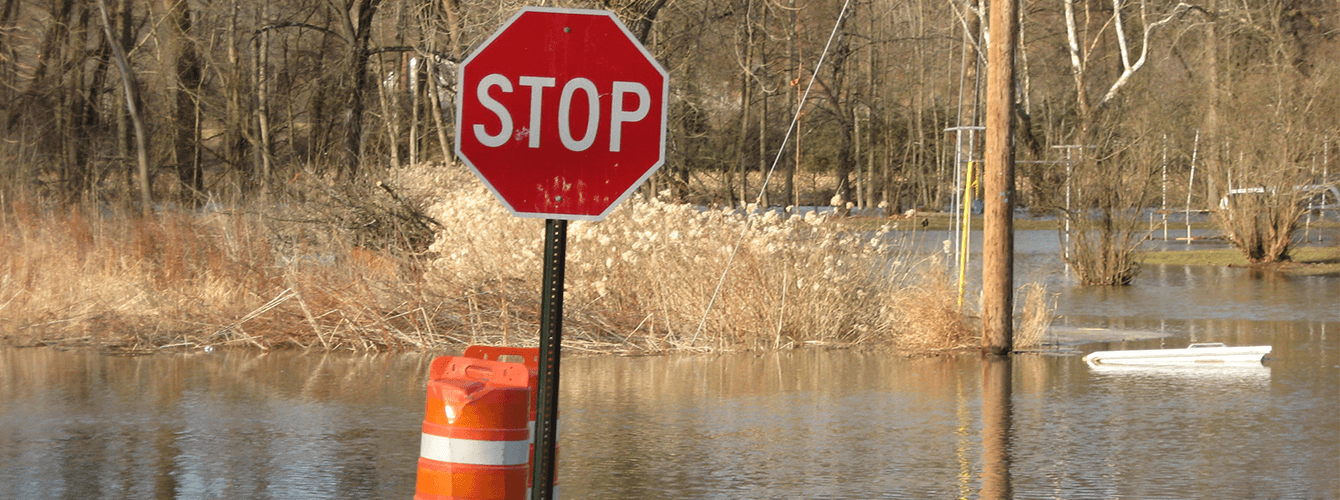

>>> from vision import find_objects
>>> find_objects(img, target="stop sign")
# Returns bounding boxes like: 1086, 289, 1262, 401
455, 7, 669, 221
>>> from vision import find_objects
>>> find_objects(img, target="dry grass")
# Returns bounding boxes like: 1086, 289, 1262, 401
0, 164, 973, 353
1014, 282, 1056, 349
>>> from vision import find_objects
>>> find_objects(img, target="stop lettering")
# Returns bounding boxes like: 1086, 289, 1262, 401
455, 7, 669, 221
470, 75, 651, 153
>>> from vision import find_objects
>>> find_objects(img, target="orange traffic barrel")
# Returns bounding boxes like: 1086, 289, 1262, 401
416, 356, 532, 500
463, 346, 539, 416
461, 346, 557, 498
462, 345, 538, 368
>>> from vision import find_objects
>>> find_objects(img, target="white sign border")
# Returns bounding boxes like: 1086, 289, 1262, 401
453, 6, 670, 222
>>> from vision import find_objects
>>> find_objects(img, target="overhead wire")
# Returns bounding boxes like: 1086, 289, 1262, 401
689, 0, 856, 347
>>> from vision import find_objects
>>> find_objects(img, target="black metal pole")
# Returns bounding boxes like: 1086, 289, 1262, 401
531, 218, 567, 500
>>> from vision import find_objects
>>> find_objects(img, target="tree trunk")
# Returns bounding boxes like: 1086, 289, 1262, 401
65, 2, 105, 197
160, 0, 203, 203
224, 0, 252, 196
117, 0, 133, 187
336, 0, 384, 178
736, 62, 752, 206
784, 0, 799, 209
825, 6, 856, 213
96, 0, 151, 214
255, 4, 273, 196
835, 121, 855, 212
376, 55, 401, 168
865, 9, 878, 209
1201, 0, 1221, 204
757, 3, 769, 207
424, 48, 453, 163
409, 55, 419, 166
854, 108, 863, 209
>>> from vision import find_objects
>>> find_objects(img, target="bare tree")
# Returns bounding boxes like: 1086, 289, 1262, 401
0, 0, 1329, 225
1058, 0, 1199, 285
148, 0, 205, 203
1209, 0, 1337, 263
340, 0, 383, 178
96, 0, 151, 213
812, 2, 857, 213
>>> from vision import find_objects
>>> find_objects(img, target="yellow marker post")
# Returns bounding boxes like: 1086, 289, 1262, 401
957, 161, 975, 308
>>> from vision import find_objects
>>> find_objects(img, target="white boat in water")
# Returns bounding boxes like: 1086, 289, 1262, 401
1086, 362, 1272, 380
1083, 343, 1271, 366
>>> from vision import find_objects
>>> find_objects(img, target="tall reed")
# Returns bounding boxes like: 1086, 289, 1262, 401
1015, 282, 1057, 349
422, 167, 973, 351
1, 165, 972, 353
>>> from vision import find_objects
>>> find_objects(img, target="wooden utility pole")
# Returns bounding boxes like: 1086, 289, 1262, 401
982, 0, 1018, 355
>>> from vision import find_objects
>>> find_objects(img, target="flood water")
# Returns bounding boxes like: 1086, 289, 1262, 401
2, 231, 1338, 498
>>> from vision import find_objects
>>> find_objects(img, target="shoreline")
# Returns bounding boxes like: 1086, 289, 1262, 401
1135, 245, 1340, 276
1042, 325, 1174, 348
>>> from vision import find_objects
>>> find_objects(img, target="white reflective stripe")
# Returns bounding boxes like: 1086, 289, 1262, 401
528, 419, 562, 441
525, 486, 560, 499
420, 433, 530, 466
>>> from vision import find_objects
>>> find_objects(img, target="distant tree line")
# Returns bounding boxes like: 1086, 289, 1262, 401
1, 0, 1335, 218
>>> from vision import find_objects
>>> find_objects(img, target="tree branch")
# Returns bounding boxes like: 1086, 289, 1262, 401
254, 22, 343, 40
1098, 1, 1201, 108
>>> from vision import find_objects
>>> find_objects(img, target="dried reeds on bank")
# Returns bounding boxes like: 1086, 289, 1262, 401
0, 165, 972, 353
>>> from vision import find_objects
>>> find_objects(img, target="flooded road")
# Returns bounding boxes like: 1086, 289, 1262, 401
2, 231, 1337, 498
0, 350, 431, 498
560, 329, 1336, 498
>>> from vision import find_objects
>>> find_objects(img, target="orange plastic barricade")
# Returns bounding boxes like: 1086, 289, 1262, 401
416, 356, 532, 500
462, 345, 539, 368
463, 346, 539, 415
461, 346, 557, 499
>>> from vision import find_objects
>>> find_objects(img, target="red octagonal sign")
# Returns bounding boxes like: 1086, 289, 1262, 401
455, 7, 669, 221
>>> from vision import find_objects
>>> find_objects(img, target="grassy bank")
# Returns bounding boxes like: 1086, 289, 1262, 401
1135, 245, 1340, 276
841, 213, 1060, 232
1, 166, 974, 353
838, 211, 1289, 233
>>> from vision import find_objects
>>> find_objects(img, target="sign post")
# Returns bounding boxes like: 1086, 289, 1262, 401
532, 218, 566, 498
454, 7, 668, 499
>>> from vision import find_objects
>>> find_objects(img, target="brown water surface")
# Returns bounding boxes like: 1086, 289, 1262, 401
2, 317, 1336, 499
2, 231, 1337, 498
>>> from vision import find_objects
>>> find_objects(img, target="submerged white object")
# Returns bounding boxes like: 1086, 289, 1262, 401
1086, 362, 1272, 380
1083, 343, 1271, 365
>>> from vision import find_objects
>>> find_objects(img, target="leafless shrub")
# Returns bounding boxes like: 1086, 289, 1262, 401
1210, 94, 1319, 264
1213, 181, 1307, 264
1059, 137, 1158, 286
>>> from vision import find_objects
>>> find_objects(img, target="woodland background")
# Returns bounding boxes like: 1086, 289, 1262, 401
1, 0, 1335, 213
0, 0, 1336, 350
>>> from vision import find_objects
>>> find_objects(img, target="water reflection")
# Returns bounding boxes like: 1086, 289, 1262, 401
558, 339, 1336, 499
979, 357, 1012, 500
2, 235, 1337, 499
1086, 363, 1272, 381
0, 349, 435, 499
558, 351, 1005, 498
1, 334, 1336, 498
